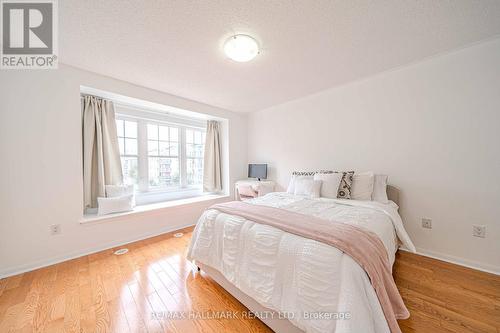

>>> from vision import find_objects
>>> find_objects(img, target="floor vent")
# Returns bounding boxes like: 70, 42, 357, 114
114, 248, 129, 255
174, 232, 184, 238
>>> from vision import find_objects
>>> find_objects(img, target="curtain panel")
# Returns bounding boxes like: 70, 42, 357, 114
82, 95, 123, 208
203, 120, 222, 192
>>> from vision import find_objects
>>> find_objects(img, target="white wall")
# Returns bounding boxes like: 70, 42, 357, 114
248, 39, 500, 273
0, 64, 248, 277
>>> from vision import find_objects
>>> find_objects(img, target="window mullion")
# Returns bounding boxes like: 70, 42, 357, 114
180, 127, 187, 188
137, 119, 148, 192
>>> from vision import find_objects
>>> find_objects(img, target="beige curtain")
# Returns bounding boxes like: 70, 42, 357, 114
82, 95, 123, 208
203, 120, 222, 192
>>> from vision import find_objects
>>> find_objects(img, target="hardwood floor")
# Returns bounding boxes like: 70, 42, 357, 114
0, 227, 498, 333
394, 251, 500, 333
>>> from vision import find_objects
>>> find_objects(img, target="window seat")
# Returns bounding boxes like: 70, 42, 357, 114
80, 193, 229, 224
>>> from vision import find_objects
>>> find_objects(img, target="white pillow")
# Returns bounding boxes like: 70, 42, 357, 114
294, 178, 322, 198
313, 173, 343, 199
351, 172, 375, 201
97, 194, 134, 216
372, 174, 389, 204
287, 175, 313, 194
105, 184, 134, 197
106, 184, 135, 206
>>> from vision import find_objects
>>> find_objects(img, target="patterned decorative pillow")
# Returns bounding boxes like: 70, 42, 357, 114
291, 170, 354, 199
333, 171, 355, 199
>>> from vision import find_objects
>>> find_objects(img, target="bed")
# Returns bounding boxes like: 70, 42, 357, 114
187, 187, 415, 333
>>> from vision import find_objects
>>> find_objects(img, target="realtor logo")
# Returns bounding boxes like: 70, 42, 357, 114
1, 0, 58, 69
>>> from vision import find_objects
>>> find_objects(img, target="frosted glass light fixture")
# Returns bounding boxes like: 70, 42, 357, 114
224, 34, 259, 62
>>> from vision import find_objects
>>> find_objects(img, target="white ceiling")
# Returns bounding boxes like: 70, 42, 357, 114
60, 0, 500, 113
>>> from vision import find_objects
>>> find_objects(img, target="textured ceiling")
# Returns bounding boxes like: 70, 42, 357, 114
60, 0, 500, 112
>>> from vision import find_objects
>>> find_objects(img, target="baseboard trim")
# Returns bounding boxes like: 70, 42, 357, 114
0, 222, 196, 279
400, 247, 500, 276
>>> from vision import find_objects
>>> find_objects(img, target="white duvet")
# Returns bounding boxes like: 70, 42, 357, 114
187, 192, 415, 333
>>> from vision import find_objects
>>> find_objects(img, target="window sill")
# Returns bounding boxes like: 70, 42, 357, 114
80, 193, 229, 224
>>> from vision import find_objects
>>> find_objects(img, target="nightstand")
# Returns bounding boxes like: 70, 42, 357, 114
235, 179, 275, 200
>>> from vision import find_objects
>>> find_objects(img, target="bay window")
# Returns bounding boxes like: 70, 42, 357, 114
116, 112, 205, 203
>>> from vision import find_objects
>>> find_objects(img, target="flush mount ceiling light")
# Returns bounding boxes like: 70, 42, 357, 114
224, 34, 259, 62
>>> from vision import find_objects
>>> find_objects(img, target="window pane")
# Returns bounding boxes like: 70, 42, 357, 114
148, 140, 158, 155
116, 119, 124, 137
187, 158, 194, 184
121, 156, 138, 185
148, 157, 159, 186
159, 141, 169, 156
125, 138, 137, 155
194, 131, 202, 144
149, 157, 179, 187
195, 144, 204, 158
197, 159, 203, 184
186, 129, 194, 143
186, 143, 194, 157
159, 125, 169, 141
196, 158, 204, 184
170, 127, 178, 142
202, 132, 206, 143
187, 158, 203, 186
170, 143, 178, 156
124, 121, 137, 138
147, 124, 158, 140
118, 138, 125, 155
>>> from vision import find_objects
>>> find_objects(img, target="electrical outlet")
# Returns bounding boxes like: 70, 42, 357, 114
422, 218, 432, 229
49, 224, 61, 235
472, 225, 486, 238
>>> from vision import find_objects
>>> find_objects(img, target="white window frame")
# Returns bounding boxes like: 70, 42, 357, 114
115, 111, 206, 204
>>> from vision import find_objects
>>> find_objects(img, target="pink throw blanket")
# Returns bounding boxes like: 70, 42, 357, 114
210, 201, 409, 333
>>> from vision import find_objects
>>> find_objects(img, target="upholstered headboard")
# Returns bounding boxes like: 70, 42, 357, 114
386, 185, 400, 206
